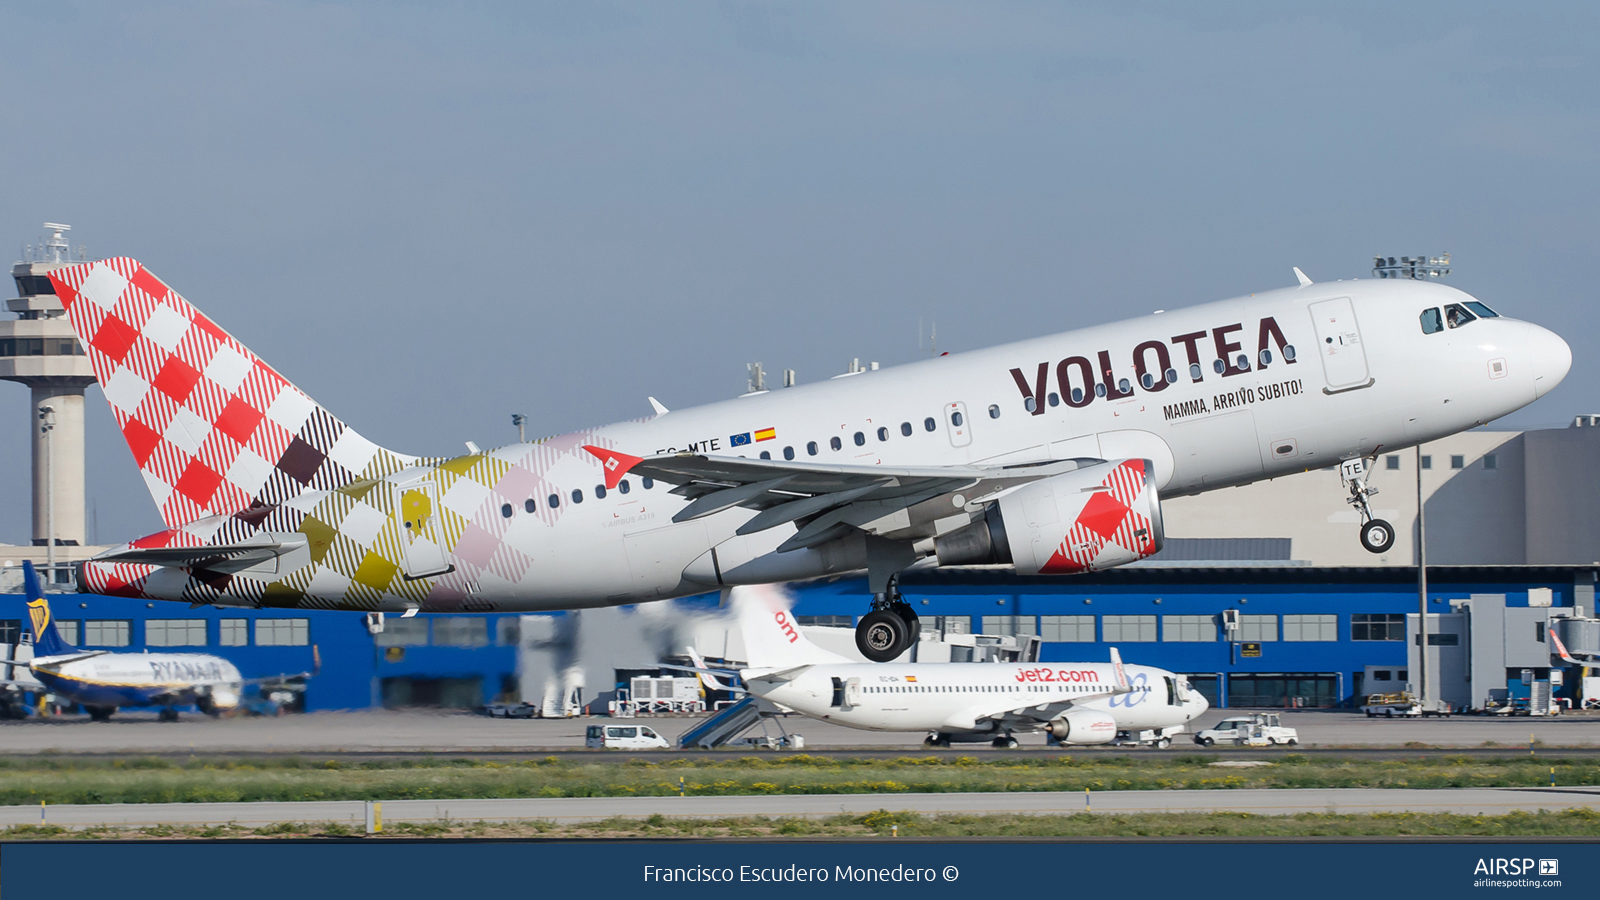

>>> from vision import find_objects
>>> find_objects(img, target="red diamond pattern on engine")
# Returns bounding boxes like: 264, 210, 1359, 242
1040, 460, 1158, 574
47, 258, 336, 528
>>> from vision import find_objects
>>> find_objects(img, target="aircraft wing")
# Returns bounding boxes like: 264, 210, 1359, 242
586, 447, 1104, 551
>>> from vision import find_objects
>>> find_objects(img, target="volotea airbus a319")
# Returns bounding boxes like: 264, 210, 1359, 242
46, 258, 1568, 660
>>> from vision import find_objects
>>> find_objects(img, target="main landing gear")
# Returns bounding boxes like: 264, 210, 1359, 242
855, 536, 920, 663
1340, 457, 1395, 554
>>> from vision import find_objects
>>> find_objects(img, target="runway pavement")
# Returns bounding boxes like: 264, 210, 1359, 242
3, 707, 1599, 755
5, 787, 1599, 829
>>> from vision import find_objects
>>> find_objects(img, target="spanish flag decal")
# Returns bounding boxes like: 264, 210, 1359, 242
904, 675, 918, 682
754, 427, 777, 442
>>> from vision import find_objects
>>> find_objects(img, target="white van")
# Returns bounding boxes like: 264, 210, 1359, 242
586, 723, 670, 749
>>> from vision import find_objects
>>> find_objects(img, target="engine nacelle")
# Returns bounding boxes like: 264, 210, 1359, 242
1045, 708, 1118, 745
935, 458, 1163, 574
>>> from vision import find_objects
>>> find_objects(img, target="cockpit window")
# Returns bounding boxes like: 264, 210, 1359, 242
1463, 301, 1499, 318
1420, 308, 1444, 334
1444, 303, 1477, 329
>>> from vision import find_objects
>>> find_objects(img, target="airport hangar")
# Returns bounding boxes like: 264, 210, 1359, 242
5, 418, 1600, 716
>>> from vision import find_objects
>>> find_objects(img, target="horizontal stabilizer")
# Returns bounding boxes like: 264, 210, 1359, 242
95, 534, 307, 570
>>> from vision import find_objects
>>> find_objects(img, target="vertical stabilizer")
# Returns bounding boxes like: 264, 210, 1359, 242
22, 561, 76, 658
731, 584, 850, 669
45, 259, 414, 527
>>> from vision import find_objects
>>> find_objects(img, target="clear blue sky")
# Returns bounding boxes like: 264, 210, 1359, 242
1, 1, 1595, 544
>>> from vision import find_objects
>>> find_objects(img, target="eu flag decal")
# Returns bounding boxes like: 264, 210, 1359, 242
730, 432, 752, 447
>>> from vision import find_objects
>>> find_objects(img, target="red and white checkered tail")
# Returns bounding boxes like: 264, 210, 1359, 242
47, 258, 411, 528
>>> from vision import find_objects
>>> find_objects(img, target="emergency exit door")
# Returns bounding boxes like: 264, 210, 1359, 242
1308, 297, 1371, 392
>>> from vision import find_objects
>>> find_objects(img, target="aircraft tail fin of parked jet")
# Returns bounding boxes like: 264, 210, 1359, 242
23, 561, 81, 659
733, 584, 852, 671
46, 259, 417, 528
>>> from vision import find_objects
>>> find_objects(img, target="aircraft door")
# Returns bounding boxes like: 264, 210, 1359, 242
944, 401, 973, 448
1308, 297, 1371, 391
396, 478, 452, 579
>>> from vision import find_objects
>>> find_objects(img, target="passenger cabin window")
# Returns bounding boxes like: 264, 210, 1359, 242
1259, 349, 1273, 366
548, 493, 560, 508
1140, 373, 1155, 389
1444, 303, 1477, 329
1047, 392, 1059, 407
525, 498, 537, 512
877, 427, 888, 441
759, 450, 771, 459
830, 436, 842, 451
619, 480, 631, 494
987, 405, 1000, 419
807, 441, 818, 456
642, 478, 654, 489
1165, 368, 1178, 383
1070, 388, 1083, 404
1420, 308, 1444, 334
853, 431, 865, 446
1094, 383, 1107, 398
571, 489, 583, 504
1024, 397, 1036, 412
950, 410, 964, 427
924, 417, 936, 432
500, 503, 513, 518
1189, 362, 1203, 381
595, 485, 607, 498
783, 446, 795, 460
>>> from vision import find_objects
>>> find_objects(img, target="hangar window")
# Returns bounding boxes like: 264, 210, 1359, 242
1102, 614, 1156, 642
807, 441, 818, 456
1386, 455, 1400, 470
830, 436, 842, 451
1161, 614, 1216, 642
52, 620, 79, 646
1451, 455, 1464, 469
219, 619, 249, 647
548, 493, 560, 508
980, 615, 1037, 636
619, 480, 630, 494
1352, 613, 1406, 641
501, 503, 513, 518
433, 617, 489, 648
1040, 615, 1095, 642
146, 619, 207, 647
594, 485, 607, 498
257, 618, 309, 646
1420, 455, 1432, 469
1484, 454, 1497, 470
82, 619, 130, 647
571, 489, 583, 504
783, 446, 794, 460
1420, 308, 1444, 334
374, 617, 428, 647
1283, 613, 1337, 641
877, 427, 888, 442
903, 421, 915, 435
854, 431, 866, 446
525, 498, 537, 513
1237, 614, 1277, 642
924, 417, 937, 432
1444, 303, 1477, 329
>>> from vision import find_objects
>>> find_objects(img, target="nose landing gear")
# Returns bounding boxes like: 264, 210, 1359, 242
1341, 457, 1395, 554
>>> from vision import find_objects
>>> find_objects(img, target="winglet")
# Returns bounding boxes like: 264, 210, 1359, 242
1293, 267, 1313, 287
582, 445, 645, 490
1550, 626, 1582, 665
648, 397, 669, 416
1109, 646, 1131, 692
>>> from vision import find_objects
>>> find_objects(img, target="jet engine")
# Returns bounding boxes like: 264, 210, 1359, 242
1044, 708, 1118, 745
934, 458, 1163, 574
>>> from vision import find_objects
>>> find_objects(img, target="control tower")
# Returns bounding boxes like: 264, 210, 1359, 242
0, 224, 96, 579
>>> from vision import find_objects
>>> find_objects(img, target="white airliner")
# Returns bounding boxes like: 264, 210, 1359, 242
707, 585, 1207, 747
2, 561, 310, 721
45, 258, 1569, 661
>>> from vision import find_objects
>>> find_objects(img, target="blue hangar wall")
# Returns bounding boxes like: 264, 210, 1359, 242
786, 565, 1595, 707
3, 565, 1590, 711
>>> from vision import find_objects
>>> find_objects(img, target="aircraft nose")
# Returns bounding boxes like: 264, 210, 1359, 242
1530, 324, 1572, 399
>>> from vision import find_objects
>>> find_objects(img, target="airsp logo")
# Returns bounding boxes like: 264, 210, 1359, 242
1473, 858, 1555, 876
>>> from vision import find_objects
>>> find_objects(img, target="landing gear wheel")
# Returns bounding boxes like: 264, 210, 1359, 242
991, 736, 1019, 749
892, 601, 919, 638
158, 708, 180, 723
86, 705, 115, 722
857, 610, 910, 663
1156, 737, 1172, 749
924, 733, 951, 749
1359, 518, 1396, 554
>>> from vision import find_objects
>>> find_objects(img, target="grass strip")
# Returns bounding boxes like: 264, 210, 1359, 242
7, 808, 1600, 839
4, 753, 1599, 806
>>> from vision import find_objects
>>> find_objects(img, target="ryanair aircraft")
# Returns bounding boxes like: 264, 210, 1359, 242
5, 561, 308, 721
